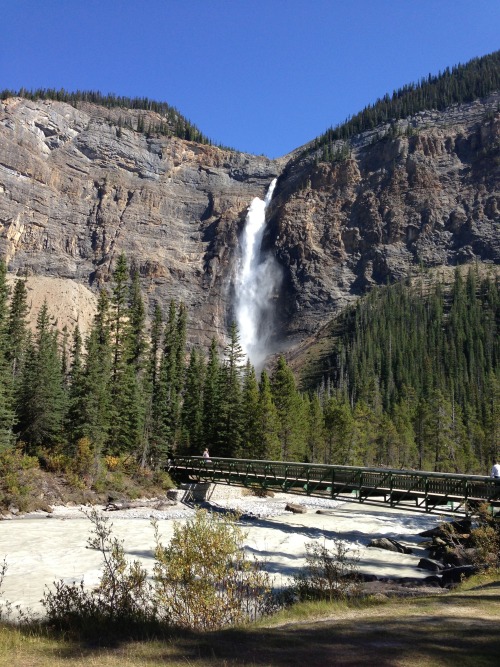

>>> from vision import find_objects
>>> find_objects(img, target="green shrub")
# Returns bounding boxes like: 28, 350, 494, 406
151, 469, 174, 490
152, 509, 274, 631
0, 450, 39, 511
293, 538, 362, 602
470, 504, 500, 569
43, 509, 155, 635
42, 508, 277, 636
40, 451, 71, 474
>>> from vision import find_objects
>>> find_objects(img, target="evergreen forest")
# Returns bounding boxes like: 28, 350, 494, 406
308, 49, 500, 159
0, 256, 498, 477
3, 50, 498, 160
0, 87, 213, 145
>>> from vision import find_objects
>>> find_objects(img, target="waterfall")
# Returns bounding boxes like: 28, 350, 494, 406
235, 178, 280, 369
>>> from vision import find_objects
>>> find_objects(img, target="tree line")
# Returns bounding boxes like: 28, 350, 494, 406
306, 267, 500, 473
308, 49, 500, 159
0, 255, 306, 470
0, 257, 498, 475
0, 87, 213, 146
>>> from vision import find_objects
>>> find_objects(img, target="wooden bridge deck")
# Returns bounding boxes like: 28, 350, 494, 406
168, 456, 500, 515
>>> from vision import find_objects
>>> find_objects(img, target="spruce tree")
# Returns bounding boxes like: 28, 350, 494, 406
156, 301, 187, 458
16, 301, 66, 450
142, 302, 163, 466
202, 338, 221, 454
179, 348, 205, 455
6, 277, 29, 384
75, 290, 113, 456
0, 262, 14, 450
239, 360, 260, 459
107, 255, 144, 455
217, 322, 244, 457
323, 396, 354, 465
271, 356, 306, 461
305, 393, 324, 463
256, 369, 280, 460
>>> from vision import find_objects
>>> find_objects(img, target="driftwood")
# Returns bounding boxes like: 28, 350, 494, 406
104, 499, 175, 512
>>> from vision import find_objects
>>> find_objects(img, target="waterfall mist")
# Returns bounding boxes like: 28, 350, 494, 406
235, 178, 281, 370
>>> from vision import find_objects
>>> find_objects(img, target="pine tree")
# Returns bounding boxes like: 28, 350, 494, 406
128, 266, 147, 369
271, 356, 307, 461
6, 277, 29, 384
179, 348, 205, 455
256, 369, 280, 460
217, 323, 244, 457
323, 396, 354, 465
74, 290, 113, 456
65, 325, 84, 446
155, 301, 187, 458
305, 393, 324, 463
202, 338, 221, 454
239, 360, 260, 459
107, 254, 145, 455
0, 262, 14, 450
142, 302, 163, 466
419, 390, 457, 471
16, 301, 66, 450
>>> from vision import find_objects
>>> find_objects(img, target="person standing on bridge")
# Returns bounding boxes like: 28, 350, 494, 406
490, 461, 500, 479
202, 448, 211, 462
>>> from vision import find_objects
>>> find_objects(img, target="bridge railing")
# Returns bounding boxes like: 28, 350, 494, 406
168, 456, 500, 514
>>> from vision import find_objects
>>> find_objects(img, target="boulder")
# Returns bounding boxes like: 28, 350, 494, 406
418, 557, 445, 572
441, 564, 479, 587
367, 537, 413, 554
419, 518, 472, 538
285, 503, 307, 514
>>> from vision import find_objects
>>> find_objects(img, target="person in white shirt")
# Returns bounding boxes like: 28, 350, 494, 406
490, 461, 500, 478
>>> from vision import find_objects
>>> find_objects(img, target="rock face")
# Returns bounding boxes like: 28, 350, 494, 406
269, 93, 500, 341
0, 94, 499, 351
0, 97, 279, 346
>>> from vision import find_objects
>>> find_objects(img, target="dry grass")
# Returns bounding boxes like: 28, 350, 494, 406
1, 575, 499, 666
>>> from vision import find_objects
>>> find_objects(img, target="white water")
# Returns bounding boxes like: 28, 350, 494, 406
235, 178, 281, 369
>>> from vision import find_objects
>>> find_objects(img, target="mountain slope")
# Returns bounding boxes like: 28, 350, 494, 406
269, 92, 500, 342
0, 54, 499, 354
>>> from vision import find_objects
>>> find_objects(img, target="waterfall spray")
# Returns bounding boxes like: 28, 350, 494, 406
235, 178, 280, 369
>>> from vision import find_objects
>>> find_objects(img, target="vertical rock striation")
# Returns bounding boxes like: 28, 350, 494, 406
0, 93, 499, 352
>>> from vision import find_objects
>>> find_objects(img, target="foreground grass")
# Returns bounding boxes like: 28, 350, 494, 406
1, 575, 500, 667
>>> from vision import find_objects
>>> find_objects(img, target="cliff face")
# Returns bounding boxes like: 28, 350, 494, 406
0, 94, 499, 351
269, 93, 500, 340
0, 97, 279, 345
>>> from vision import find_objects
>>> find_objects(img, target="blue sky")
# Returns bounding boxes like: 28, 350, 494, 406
2, 0, 499, 157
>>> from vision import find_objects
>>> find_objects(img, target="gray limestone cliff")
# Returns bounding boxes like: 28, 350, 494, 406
0, 97, 279, 345
0, 94, 499, 352
268, 93, 500, 342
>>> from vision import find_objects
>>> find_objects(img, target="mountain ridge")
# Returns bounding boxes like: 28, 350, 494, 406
0, 53, 499, 356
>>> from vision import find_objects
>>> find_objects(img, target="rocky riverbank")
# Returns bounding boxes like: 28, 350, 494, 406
1, 484, 461, 616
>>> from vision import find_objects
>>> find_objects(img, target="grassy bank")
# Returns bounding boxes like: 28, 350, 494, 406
1, 574, 499, 666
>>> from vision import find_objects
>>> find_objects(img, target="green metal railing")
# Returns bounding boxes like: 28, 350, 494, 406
168, 456, 500, 515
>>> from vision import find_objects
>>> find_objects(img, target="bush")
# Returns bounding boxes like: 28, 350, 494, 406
104, 455, 120, 472
42, 508, 276, 636
43, 509, 155, 635
440, 505, 500, 571
152, 510, 274, 631
293, 538, 362, 602
470, 504, 500, 569
0, 450, 39, 512
151, 469, 174, 490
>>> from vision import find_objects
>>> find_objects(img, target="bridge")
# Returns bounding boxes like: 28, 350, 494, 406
168, 456, 500, 515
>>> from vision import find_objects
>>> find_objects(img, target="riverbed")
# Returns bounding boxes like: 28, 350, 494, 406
0, 489, 450, 617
